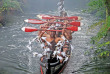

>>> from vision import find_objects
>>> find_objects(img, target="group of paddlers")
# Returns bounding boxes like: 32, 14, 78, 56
22, 11, 82, 63
35, 12, 75, 63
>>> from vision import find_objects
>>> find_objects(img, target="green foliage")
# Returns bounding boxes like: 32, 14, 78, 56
89, 20, 106, 30
87, 0, 106, 17
0, 0, 23, 13
88, 0, 110, 57
90, 16, 110, 58
0, 23, 2, 26
100, 51, 110, 56
94, 16, 110, 43
94, 41, 110, 56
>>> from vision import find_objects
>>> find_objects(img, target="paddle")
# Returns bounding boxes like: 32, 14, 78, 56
24, 19, 84, 26
37, 14, 82, 20
21, 26, 81, 32
21, 27, 62, 32
24, 19, 61, 24
24, 19, 46, 24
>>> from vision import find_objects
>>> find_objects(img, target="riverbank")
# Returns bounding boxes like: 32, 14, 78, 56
0, 0, 26, 26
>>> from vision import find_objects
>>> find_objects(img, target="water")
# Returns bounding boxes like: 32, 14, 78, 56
25, 0, 89, 13
0, 10, 97, 74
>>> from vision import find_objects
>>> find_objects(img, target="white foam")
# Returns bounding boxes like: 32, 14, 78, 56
21, 27, 25, 32
78, 27, 81, 31
24, 19, 28, 22
81, 22, 84, 26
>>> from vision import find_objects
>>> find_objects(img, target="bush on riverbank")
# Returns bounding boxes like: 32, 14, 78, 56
0, 0, 25, 26
87, 0, 110, 58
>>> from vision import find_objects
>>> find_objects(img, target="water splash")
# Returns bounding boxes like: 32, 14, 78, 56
26, 40, 32, 51
26, 36, 38, 51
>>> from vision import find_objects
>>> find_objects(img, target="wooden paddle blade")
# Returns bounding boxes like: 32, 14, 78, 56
37, 14, 53, 19
69, 22, 80, 26
37, 14, 82, 20
66, 16, 78, 20
66, 26, 81, 31
21, 27, 38, 32
69, 22, 84, 26
24, 19, 45, 24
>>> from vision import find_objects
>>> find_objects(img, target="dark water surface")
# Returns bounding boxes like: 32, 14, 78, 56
0, 0, 103, 74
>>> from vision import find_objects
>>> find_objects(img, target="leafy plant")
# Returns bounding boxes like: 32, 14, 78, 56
87, 0, 110, 58
87, 0, 106, 17
0, 0, 23, 13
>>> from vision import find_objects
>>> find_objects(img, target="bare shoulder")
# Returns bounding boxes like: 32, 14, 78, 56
55, 37, 63, 43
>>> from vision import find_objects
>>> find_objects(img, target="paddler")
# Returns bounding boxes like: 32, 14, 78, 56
60, 11, 67, 17
53, 28, 71, 63
62, 24, 73, 40
54, 43, 70, 63
55, 11, 68, 37
39, 27, 61, 50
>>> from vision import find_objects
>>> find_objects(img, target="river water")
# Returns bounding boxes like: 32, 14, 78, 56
0, 0, 102, 74
0, 11, 97, 74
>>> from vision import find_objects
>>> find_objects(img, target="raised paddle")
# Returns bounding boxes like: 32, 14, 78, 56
37, 14, 82, 20
21, 27, 62, 32
24, 19, 84, 26
24, 19, 46, 24
21, 26, 81, 32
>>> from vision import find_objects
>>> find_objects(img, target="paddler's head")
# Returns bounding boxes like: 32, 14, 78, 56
60, 11, 67, 17
50, 28, 56, 38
